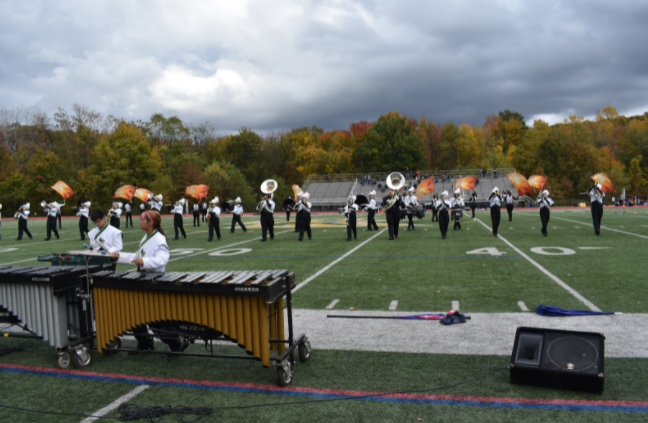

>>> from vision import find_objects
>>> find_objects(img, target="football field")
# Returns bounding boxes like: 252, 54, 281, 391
1, 208, 648, 422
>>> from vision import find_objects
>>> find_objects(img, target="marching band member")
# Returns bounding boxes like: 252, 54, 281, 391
488, 187, 502, 237
207, 197, 221, 241
285, 196, 293, 221
109, 202, 122, 229
538, 190, 554, 236
469, 191, 477, 218
504, 190, 518, 221
589, 183, 605, 235
231, 197, 247, 233
15, 203, 32, 240
44, 201, 60, 241
139, 202, 145, 215
366, 190, 379, 231
382, 187, 402, 240
147, 194, 163, 212
296, 193, 312, 241
345, 196, 359, 241
436, 191, 451, 239
201, 200, 208, 222
406, 187, 418, 231
257, 193, 275, 241
76, 201, 91, 240
124, 202, 133, 228
55, 201, 64, 229
192, 202, 200, 227
112, 211, 185, 354
88, 209, 123, 253
451, 189, 464, 230
431, 193, 439, 222
172, 199, 187, 240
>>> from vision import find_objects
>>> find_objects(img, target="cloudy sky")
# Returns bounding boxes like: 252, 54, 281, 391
1, 0, 647, 132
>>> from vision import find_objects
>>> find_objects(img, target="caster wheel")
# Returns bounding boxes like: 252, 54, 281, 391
71, 347, 94, 368
104, 338, 121, 354
298, 341, 311, 362
277, 367, 292, 387
57, 352, 71, 369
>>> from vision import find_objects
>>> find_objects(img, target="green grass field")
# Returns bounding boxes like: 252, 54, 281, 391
1, 207, 648, 422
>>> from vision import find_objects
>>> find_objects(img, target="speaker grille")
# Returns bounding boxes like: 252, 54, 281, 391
546, 336, 598, 372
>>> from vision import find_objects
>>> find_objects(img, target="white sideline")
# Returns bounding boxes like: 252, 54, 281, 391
551, 216, 648, 240
475, 219, 601, 311
326, 299, 340, 309
517, 301, 529, 311
292, 229, 387, 293
80, 385, 149, 423
451, 301, 460, 310
389, 300, 399, 310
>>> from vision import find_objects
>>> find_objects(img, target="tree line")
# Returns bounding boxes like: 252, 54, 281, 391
1, 104, 646, 214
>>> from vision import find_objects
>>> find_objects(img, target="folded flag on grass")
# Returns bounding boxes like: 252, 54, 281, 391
536, 304, 618, 316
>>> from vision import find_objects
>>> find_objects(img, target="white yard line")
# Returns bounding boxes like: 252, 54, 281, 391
293, 228, 387, 293
451, 301, 460, 310
517, 301, 529, 311
475, 219, 601, 311
388, 300, 399, 311
1, 257, 40, 265
80, 385, 149, 423
326, 299, 340, 309
551, 216, 648, 240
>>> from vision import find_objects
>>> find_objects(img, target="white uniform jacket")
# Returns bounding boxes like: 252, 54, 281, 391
118, 231, 169, 272
88, 224, 123, 253
489, 195, 502, 208
172, 205, 184, 215
233, 204, 244, 215
208, 206, 221, 216
344, 204, 359, 214
589, 188, 605, 204
110, 208, 122, 218
367, 199, 377, 210
77, 208, 89, 218
538, 197, 554, 209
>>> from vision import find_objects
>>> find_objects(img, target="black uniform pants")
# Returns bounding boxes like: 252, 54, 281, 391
285, 211, 291, 221
174, 214, 186, 239
193, 212, 200, 226
46, 216, 59, 239
439, 210, 449, 238
297, 211, 311, 240
490, 206, 501, 236
231, 214, 246, 232
386, 210, 400, 239
347, 213, 357, 239
407, 213, 415, 230
452, 210, 461, 229
540, 207, 550, 235
506, 204, 514, 221
17, 218, 32, 240
110, 216, 120, 229
470, 204, 476, 218
125, 212, 133, 227
57, 213, 62, 229
260, 212, 274, 240
591, 202, 603, 234
208, 215, 221, 240
431, 208, 438, 222
202, 210, 207, 222
79, 216, 89, 239
367, 209, 378, 230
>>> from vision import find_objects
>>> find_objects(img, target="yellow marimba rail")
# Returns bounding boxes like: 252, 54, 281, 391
93, 287, 286, 367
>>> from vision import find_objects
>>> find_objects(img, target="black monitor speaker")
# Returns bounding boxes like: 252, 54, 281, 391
509, 327, 605, 393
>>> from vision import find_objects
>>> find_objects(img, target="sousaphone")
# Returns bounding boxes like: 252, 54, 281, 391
258, 179, 278, 212
383, 172, 406, 210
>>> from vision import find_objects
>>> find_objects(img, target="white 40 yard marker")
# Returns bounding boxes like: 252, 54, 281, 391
467, 246, 611, 257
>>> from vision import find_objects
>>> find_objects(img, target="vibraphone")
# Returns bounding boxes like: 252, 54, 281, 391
90, 269, 310, 386
0, 265, 100, 368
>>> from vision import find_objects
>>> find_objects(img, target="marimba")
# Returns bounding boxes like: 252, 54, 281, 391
90, 269, 310, 386
0, 265, 99, 368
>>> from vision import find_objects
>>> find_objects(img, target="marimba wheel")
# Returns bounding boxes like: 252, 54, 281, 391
277, 363, 293, 387
71, 347, 94, 369
57, 352, 71, 369
104, 338, 122, 354
298, 341, 311, 362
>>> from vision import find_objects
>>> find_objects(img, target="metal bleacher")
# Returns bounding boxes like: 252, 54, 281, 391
303, 169, 520, 209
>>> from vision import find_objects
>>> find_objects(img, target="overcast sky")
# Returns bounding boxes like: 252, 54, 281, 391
1, 0, 647, 132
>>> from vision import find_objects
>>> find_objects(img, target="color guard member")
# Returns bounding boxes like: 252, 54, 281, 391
44, 201, 60, 240
504, 190, 518, 221
537, 190, 554, 236
15, 203, 32, 240
124, 202, 133, 227
431, 193, 439, 222
469, 191, 477, 218
589, 183, 605, 235
436, 191, 451, 239
172, 198, 187, 240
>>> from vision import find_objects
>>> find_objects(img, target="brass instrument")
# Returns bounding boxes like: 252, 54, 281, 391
207, 196, 219, 224
257, 179, 277, 213
382, 172, 406, 211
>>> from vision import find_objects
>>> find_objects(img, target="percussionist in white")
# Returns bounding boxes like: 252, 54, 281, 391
112, 211, 184, 353
88, 209, 123, 253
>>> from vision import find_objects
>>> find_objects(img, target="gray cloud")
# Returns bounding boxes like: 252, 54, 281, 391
1, 0, 647, 132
